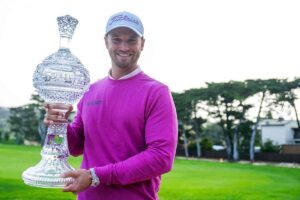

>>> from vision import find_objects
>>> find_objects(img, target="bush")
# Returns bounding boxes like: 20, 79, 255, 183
261, 139, 281, 153
201, 137, 213, 150
187, 137, 213, 152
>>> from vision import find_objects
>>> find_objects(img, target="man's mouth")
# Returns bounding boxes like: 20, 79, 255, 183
116, 52, 132, 57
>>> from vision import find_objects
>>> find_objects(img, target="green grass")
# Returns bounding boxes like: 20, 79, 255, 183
0, 144, 299, 200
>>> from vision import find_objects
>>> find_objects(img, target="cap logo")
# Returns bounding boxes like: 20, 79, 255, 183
109, 14, 139, 26
106, 11, 144, 36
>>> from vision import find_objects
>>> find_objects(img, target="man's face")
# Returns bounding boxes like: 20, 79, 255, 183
105, 27, 145, 69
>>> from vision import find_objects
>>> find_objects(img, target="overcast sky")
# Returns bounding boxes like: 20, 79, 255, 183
1, 0, 300, 108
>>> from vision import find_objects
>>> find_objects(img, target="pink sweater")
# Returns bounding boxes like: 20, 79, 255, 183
67, 71, 178, 200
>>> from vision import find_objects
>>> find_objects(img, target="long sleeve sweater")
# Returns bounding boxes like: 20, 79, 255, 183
67, 71, 178, 200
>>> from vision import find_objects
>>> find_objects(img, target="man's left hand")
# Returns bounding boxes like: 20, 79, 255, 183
62, 169, 92, 194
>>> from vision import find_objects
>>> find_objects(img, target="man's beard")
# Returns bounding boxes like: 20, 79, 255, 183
112, 51, 141, 69
115, 60, 131, 68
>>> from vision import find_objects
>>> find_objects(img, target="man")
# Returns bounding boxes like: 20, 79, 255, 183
44, 11, 177, 200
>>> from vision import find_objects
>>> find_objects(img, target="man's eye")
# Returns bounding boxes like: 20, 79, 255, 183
112, 38, 121, 43
128, 39, 137, 44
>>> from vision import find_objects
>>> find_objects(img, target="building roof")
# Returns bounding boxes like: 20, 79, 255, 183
260, 119, 299, 128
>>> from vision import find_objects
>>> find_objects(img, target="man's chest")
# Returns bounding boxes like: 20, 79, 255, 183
81, 87, 149, 131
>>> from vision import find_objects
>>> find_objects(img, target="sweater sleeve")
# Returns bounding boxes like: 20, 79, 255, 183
94, 86, 178, 185
67, 98, 85, 157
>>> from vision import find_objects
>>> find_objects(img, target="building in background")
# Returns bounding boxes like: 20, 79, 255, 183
260, 119, 300, 145
260, 119, 300, 154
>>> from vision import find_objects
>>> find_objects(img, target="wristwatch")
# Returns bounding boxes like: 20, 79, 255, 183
89, 168, 100, 187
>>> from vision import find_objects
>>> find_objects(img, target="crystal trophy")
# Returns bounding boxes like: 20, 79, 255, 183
22, 15, 90, 188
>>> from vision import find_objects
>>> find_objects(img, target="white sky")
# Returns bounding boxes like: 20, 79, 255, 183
1, 0, 300, 108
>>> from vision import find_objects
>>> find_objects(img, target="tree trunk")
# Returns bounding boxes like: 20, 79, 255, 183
221, 122, 232, 160
195, 137, 201, 157
249, 126, 257, 162
182, 130, 189, 158
292, 103, 300, 129
38, 120, 47, 146
225, 133, 232, 160
250, 92, 265, 162
193, 120, 202, 157
233, 125, 239, 161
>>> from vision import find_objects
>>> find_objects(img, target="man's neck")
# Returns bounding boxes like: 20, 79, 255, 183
111, 65, 138, 80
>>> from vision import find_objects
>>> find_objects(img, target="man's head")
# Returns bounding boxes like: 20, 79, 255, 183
105, 11, 145, 70
105, 11, 144, 37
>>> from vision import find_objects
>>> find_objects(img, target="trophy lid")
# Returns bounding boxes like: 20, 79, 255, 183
32, 14, 89, 105
57, 15, 78, 39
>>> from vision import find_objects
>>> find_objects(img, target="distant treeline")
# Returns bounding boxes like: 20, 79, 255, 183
1, 77, 300, 163
172, 77, 300, 162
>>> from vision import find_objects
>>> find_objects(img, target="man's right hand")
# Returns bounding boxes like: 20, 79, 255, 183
43, 103, 73, 126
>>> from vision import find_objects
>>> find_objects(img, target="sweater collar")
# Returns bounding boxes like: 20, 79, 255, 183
108, 66, 142, 80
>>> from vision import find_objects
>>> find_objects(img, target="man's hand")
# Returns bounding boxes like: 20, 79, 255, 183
62, 169, 92, 194
43, 103, 73, 125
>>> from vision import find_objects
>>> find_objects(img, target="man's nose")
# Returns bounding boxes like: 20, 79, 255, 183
119, 42, 130, 51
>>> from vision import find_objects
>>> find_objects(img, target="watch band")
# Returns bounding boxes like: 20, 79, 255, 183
89, 168, 100, 187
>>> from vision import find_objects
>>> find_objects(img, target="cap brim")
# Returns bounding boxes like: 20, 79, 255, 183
106, 25, 143, 37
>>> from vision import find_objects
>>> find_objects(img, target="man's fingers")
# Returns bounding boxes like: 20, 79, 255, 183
44, 104, 72, 116
46, 109, 63, 115
64, 179, 73, 187
61, 170, 78, 178
46, 103, 72, 110
43, 118, 53, 126
43, 103, 72, 124
46, 108, 68, 118
61, 170, 91, 194
67, 105, 73, 112
63, 183, 76, 192
44, 115, 68, 124
47, 112, 68, 120
43, 103, 49, 109
65, 105, 73, 118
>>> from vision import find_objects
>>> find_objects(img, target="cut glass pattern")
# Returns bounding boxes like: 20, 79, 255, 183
22, 15, 90, 188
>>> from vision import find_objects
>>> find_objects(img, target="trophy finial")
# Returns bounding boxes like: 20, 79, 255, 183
57, 15, 79, 38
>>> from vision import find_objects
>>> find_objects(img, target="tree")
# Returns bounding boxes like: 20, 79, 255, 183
0, 107, 10, 142
177, 120, 189, 157
173, 90, 206, 158
9, 106, 26, 144
247, 79, 281, 162
30, 94, 46, 145
273, 78, 300, 129
201, 123, 224, 145
195, 81, 255, 161
187, 89, 207, 157
8, 94, 45, 144
172, 92, 191, 157
172, 77, 300, 162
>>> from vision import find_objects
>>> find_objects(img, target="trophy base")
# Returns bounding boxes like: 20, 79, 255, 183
22, 156, 75, 188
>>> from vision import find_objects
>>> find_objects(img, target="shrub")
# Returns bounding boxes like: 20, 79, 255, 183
261, 139, 281, 153
201, 137, 213, 150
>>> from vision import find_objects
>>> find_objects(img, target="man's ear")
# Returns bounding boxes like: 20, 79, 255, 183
104, 36, 109, 49
141, 38, 145, 51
